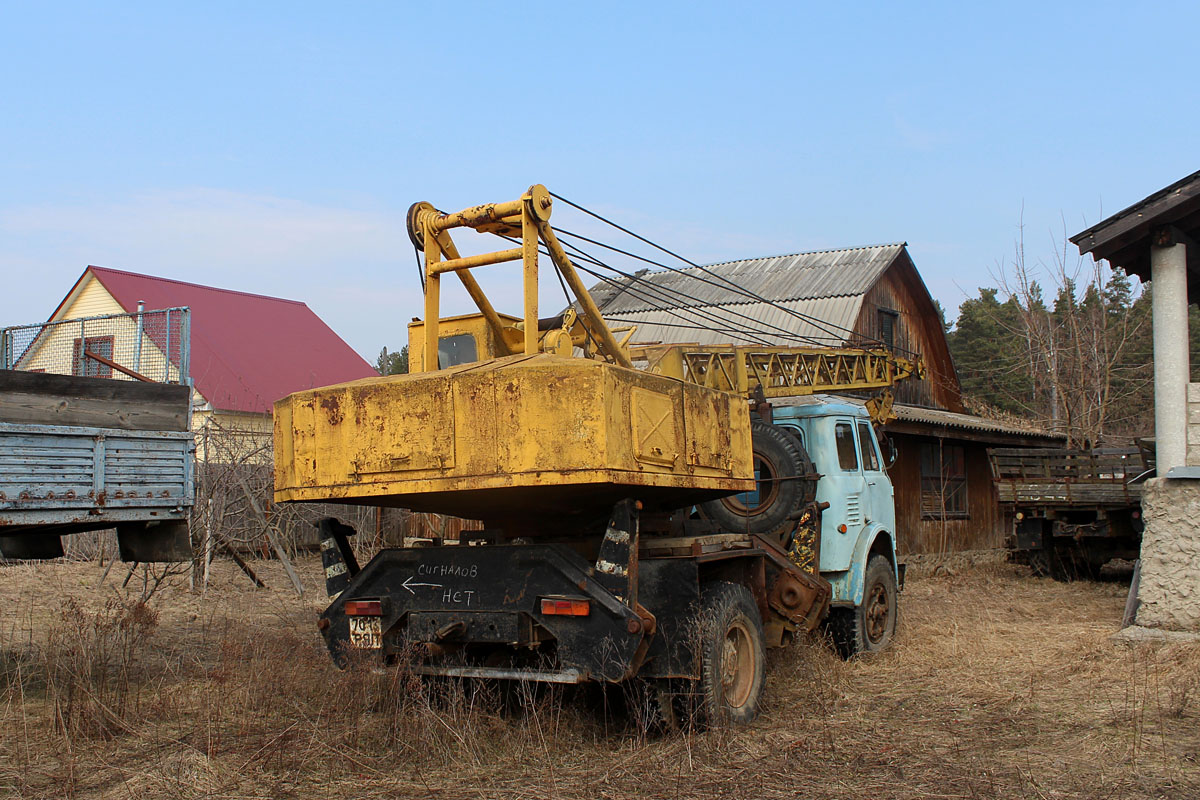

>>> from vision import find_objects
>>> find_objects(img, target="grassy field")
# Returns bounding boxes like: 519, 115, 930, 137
1, 552, 1196, 799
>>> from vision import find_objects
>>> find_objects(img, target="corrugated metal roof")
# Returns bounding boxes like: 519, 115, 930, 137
770, 397, 1060, 440
592, 243, 905, 315
604, 296, 863, 346
891, 404, 1063, 440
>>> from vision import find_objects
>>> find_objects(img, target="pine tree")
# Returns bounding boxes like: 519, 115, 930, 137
376, 346, 409, 375
947, 289, 1033, 414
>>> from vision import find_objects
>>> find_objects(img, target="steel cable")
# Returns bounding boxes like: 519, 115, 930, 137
548, 191, 898, 351
496, 233, 792, 346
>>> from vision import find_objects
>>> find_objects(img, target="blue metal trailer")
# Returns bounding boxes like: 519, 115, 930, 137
0, 369, 194, 561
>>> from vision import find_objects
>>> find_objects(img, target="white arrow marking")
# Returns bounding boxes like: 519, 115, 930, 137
402, 575, 444, 594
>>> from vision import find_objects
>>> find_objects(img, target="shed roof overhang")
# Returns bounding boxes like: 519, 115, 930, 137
1070, 170, 1200, 302
884, 404, 1064, 447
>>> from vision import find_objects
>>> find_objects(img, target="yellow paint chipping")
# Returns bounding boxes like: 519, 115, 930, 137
274, 353, 753, 517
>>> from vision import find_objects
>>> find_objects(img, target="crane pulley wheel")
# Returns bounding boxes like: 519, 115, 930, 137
526, 183, 554, 221
406, 201, 436, 251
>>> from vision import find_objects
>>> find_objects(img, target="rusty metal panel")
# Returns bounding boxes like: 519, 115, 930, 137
274, 353, 754, 517
632, 387, 679, 467
0, 422, 193, 532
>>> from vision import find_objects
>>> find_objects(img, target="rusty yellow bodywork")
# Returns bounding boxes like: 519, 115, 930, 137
274, 184, 923, 519
274, 353, 754, 518
406, 311, 522, 374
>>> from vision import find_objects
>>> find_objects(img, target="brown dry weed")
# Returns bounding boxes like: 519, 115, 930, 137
0, 553, 1196, 799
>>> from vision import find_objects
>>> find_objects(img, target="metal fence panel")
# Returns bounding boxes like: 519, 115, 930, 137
1, 307, 190, 384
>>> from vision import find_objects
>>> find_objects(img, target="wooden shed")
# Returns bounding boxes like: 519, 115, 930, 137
593, 244, 962, 411
590, 243, 1062, 554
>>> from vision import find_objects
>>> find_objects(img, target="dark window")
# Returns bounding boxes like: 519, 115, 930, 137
778, 424, 805, 450
920, 442, 968, 519
437, 334, 477, 368
878, 309, 898, 351
73, 336, 114, 378
835, 422, 858, 472
857, 422, 880, 471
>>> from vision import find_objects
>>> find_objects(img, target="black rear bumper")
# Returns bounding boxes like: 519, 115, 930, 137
321, 542, 677, 683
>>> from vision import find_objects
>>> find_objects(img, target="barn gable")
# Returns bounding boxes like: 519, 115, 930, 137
594, 243, 963, 411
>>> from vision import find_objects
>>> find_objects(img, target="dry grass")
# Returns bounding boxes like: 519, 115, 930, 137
1, 554, 1197, 799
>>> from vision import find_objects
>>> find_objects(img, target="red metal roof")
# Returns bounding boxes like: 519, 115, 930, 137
81, 266, 376, 414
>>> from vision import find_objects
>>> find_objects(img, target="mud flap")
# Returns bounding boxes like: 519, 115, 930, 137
0, 534, 65, 560
117, 520, 191, 562
594, 498, 640, 604
592, 499, 657, 677
318, 517, 360, 597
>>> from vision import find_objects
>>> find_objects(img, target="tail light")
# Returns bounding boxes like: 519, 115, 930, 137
539, 597, 591, 617
344, 599, 383, 616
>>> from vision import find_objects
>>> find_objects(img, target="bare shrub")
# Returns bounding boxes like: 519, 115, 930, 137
41, 597, 158, 740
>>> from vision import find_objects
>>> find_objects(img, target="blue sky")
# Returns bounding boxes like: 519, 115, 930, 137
1, 1, 1196, 362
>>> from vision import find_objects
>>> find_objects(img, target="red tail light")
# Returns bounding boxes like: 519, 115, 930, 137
540, 597, 591, 617
344, 599, 383, 616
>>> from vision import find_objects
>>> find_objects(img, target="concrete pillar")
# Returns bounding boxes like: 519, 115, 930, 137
1151, 241, 1189, 472
1136, 477, 1200, 631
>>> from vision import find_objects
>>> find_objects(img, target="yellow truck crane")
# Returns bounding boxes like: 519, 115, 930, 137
274, 185, 923, 726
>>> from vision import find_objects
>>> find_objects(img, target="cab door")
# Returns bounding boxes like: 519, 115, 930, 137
857, 420, 895, 535
817, 417, 870, 572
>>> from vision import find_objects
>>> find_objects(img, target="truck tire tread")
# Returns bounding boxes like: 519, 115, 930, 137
694, 581, 766, 726
698, 420, 816, 540
825, 555, 897, 657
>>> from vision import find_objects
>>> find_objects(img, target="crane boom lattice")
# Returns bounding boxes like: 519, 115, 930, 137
633, 344, 924, 398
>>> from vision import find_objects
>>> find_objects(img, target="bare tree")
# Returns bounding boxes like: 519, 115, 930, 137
990, 214, 1149, 446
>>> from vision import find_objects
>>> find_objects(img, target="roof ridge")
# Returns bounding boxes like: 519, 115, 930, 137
700, 242, 907, 271
88, 265, 306, 306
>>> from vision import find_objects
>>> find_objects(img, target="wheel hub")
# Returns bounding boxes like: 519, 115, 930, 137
864, 583, 889, 643
720, 622, 756, 708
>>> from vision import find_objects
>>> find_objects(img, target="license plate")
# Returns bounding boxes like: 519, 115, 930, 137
348, 616, 382, 649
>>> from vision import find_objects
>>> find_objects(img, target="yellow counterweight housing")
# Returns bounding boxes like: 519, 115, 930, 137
273, 353, 755, 520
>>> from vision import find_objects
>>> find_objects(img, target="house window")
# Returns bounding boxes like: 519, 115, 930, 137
878, 308, 898, 350
920, 442, 968, 519
73, 336, 114, 378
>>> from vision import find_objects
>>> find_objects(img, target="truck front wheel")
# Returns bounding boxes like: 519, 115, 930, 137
696, 581, 766, 726
827, 555, 898, 657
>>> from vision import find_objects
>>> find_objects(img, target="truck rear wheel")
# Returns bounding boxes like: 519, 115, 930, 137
695, 581, 766, 726
827, 555, 897, 657
698, 420, 816, 541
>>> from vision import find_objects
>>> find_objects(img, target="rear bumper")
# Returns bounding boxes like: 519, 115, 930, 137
321, 543, 652, 683
411, 665, 588, 684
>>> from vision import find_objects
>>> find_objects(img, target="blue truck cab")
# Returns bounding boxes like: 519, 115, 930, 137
769, 396, 902, 655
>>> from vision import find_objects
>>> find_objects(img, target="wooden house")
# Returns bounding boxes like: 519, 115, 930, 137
593, 244, 1062, 554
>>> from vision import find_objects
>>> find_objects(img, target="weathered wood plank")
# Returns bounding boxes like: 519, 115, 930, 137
0, 369, 187, 402
0, 390, 188, 431
0, 370, 189, 431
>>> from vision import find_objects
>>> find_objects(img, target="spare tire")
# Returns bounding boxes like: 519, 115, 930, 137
699, 420, 817, 538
